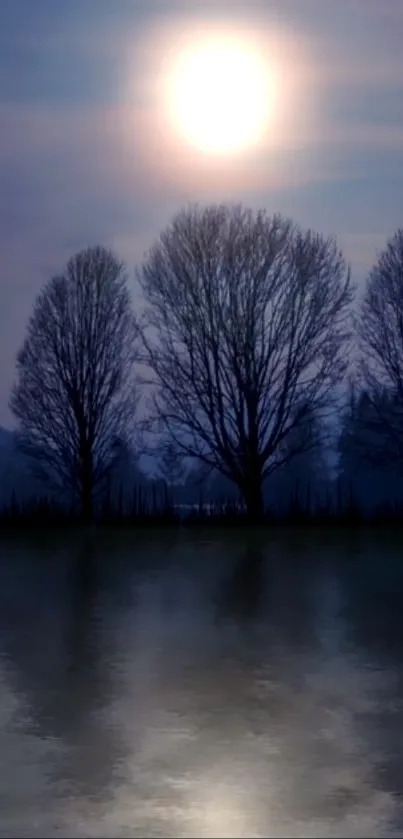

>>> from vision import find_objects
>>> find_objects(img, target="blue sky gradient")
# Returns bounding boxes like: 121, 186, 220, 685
1, 0, 403, 425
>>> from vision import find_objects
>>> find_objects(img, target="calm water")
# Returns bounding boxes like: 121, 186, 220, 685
0, 529, 403, 838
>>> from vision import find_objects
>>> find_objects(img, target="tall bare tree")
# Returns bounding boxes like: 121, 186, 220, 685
356, 229, 403, 468
137, 204, 353, 518
10, 246, 139, 522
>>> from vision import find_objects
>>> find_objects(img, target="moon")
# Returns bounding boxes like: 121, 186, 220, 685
166, 35, 274, 156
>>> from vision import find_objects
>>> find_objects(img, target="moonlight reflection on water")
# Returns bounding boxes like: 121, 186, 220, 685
0, 531, 402, 837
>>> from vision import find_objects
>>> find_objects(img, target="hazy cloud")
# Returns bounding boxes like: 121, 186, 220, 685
0, 0, 402, 425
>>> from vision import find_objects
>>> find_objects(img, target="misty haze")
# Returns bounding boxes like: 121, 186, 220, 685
1, 1, 403, 837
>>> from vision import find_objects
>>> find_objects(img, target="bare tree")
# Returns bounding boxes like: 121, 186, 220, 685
137, 203, 353, 518
274, 400, 329, 499
356, 229, 403, 468
10, 246, 139, 522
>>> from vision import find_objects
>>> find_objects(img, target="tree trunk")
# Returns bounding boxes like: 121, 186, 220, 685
240, 470, 264, 522
82, 484, 93, 525
81, 455, 94, 525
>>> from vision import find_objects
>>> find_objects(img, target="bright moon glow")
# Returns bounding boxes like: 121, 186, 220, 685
166, 36, 274, 156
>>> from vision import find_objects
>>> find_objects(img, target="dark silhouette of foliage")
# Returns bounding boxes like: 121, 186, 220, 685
10, 246, 139, 522
137, 203, 353, 519
357, 229, 403, 470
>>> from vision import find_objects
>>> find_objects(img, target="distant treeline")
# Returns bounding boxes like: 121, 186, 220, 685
2, 478, 403, 532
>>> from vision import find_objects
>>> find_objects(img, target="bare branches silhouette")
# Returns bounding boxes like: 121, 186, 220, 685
10, 246, 140, 522
137, 204, 353, 517
356, 230, 403, 469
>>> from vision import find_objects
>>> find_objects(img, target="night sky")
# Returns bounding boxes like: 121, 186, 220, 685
1, 0, 402, 427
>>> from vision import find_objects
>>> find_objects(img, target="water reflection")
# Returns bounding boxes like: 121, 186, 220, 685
0, 532, 402, 837
0, 538, 130, 832
216, 539, 264, 626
